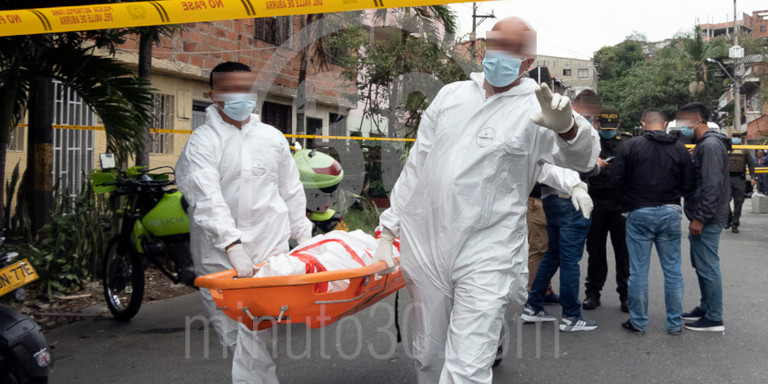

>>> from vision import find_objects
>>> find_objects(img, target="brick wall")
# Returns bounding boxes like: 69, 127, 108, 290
116, 17, 354, 100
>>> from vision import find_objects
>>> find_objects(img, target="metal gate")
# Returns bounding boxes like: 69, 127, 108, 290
52, 80, 96, 195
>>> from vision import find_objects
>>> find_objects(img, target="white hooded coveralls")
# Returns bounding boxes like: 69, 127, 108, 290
176, 105, 312, 384
379, 74, 598, 384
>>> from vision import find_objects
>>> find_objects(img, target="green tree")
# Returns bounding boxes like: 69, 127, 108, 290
614, 58, 694, 128
0, 2, 154, 233
657, 25, 728, 100
593, 40, 645, 82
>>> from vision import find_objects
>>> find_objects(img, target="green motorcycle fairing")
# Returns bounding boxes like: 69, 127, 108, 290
133, 219, 151, 254
141, 191, 190, 237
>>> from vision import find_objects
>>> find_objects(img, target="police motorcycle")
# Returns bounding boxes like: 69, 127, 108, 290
0, 238, 53, 383
93, 154, 195, 321
93, 148, 346, 321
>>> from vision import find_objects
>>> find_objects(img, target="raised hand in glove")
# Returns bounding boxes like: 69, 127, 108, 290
371, 227, 397, 274
227, 244, 255, 278
571, 182, 593, 220
531, 83, 575, 134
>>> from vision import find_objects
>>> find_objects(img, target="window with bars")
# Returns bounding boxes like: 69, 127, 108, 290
563, 69, 572, 76
578, 68, 589, 78
254, 16, 292, 46
261, 101, 292, 134
7, 126, 24, 152
52, 80, 96, 196
761, 26, 766, 33
150, 93, 175, 155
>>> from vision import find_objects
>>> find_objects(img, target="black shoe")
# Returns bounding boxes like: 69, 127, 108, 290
685, 317, 725, 332
732, 226, 739, 233
543, 292, 561, 306
621, 300, 629, 313
621, 320, 645, 335
724, 222, 731, 229
682, 307, 706, 321
582, 296, 601, 310
668, 328, 682, 336
493, 345, 503, 367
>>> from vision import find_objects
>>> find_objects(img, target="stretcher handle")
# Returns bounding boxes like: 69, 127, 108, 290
194, 259, 399, 290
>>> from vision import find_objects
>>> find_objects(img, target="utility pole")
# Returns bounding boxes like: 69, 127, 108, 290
470, 3, 495, 61
732, 0, 744, 134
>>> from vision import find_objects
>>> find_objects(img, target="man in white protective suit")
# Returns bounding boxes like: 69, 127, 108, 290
371, 17, 599, 383
176, 62, 312, 384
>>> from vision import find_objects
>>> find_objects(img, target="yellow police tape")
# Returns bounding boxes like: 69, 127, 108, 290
15, 124, 415, 141
0, 0, 492, 37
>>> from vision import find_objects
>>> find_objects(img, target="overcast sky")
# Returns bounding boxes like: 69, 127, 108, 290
450, 0, 767, 59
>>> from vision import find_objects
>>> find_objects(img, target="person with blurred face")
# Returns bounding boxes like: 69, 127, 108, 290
724, 131, 756, 233
677, 102, 729, 332
176, 62, 312, 383
610, 108, 694, 336
371, 17, 599, 383
583, 105, 632, 313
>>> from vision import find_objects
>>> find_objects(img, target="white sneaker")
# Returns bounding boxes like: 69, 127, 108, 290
521, 304, 557, 322
559, 316, 598, 332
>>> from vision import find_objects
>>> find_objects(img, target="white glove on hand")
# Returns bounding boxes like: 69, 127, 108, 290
571, 182, 593, 220
297, 236, 312, 245
371, 228, 397, 274
227, 244, 255, 278
531, 83, 575, 134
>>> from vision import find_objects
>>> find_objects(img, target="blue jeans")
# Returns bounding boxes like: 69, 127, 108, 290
689, 222, 725, 322
625, 206, 684, 332
528, 195, 592, 318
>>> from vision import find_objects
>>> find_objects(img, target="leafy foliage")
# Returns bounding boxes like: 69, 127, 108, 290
16, 176, 114, 297
657, 25, 728, 99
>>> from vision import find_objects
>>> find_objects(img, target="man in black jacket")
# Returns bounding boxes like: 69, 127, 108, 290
679, 102, 730, 332
610, 108, 694, 335
583, 105, 631, 313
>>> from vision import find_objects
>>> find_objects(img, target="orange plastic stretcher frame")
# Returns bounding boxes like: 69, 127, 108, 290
194, 260, 404, 331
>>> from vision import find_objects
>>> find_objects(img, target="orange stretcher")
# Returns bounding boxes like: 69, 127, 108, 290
194, 260, 405, 331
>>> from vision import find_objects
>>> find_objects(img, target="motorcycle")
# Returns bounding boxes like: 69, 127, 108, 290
93, 147, 347, 321
94, 154, 194, 322
0, 238, 54, 383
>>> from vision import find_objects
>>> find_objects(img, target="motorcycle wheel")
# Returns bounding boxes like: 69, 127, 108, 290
103, 236, 145, 321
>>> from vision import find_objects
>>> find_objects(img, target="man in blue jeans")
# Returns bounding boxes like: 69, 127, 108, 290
610, 108, 694, 335
678, 102, 731, 332
523, 166, 597, 332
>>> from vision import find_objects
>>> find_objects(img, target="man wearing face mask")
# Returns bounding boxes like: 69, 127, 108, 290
176, 62, 312, 383
724, 131, 756, 233
583, 105, 632, 313
371, 17, 598, 383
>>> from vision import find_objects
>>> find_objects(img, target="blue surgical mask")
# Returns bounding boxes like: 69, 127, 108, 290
599, 130, 617, 139
679, 126, 694, 137
482, 50, 525, 87
214, 93, 257, 122
732, 137, 741, 145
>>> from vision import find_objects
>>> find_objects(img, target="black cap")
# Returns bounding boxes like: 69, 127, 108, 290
599, 105, 620, 129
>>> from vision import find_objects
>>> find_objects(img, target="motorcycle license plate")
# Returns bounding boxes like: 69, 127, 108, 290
0, 259, 38, 298
334, 219, 349, 232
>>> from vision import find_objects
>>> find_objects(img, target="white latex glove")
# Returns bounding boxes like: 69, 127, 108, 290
531, 83, 576, 134
297, 236, 312, 245
227, 244, 255, 278
372, 227, 397, 274
571, 182, 593, 220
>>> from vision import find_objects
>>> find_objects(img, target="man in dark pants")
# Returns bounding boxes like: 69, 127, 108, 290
584, 105, 631, 313
679, 102, 730, 332
725, 131, 756, 233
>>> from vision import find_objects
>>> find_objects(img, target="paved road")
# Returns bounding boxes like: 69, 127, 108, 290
49, 199, 768, 383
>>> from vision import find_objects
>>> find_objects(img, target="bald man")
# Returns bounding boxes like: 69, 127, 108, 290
372, 17, 599, 383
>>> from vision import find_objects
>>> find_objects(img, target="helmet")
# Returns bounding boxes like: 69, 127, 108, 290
293, 149, 344, 213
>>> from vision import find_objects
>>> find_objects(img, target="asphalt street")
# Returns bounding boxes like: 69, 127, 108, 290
48, 199, 768, 383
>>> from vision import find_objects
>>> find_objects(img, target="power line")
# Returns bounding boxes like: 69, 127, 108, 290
537, 37, 592, 59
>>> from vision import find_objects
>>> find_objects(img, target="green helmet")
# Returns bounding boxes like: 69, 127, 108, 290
293, 149, 344, 191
